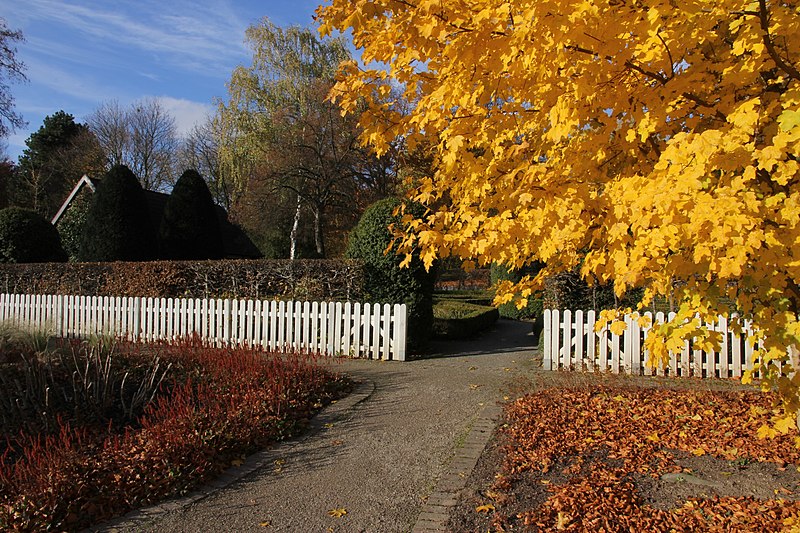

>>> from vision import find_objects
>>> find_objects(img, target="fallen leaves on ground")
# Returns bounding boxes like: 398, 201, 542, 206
504, 387, 800, 477
327, 508, 347, 518
485, 385, 800, 531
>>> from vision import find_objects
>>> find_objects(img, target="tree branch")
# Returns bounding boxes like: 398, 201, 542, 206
757, 0, 800, 81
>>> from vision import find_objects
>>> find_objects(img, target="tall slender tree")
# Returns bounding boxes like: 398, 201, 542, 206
218, 19, 398, 258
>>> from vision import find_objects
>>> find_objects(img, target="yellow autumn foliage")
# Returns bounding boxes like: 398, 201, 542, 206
318, 1, 800, 433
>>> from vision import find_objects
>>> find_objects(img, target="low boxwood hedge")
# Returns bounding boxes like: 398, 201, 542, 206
432, 299, 499, 339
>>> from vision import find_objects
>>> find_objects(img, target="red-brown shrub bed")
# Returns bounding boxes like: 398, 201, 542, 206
0, 338, 349, 531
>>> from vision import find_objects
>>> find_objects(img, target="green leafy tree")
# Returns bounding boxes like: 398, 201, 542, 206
55, 187, 92, 261
219, 19, 398, 258
159, 169, 224, 260
346, 197, 437, 350
14, 111, 105, 217
0, 207, 66, 263
78, 165, 156, 262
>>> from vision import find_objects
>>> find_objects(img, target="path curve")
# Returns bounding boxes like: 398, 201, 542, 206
98, 319, 540, 533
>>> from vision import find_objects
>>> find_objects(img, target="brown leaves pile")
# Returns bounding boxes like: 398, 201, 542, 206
489, 386, 800, 531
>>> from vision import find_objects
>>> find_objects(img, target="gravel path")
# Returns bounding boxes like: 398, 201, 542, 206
99, 319, 541, 533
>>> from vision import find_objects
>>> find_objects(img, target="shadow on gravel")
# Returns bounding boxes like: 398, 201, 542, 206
419, 319, 539, 359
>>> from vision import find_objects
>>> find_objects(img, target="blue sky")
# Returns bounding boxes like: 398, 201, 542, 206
2, 0, 328, 160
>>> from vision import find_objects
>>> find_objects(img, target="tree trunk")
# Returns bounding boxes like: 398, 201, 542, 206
313, 205, 325, 258
289, 195, 302, 260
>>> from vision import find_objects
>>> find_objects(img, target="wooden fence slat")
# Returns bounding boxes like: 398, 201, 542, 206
371, 303, 380, 358
574, 310, 584, 371
382, 303, 391, 360
309, 301, 319, 353
302, 301, 310, 352
294, 301, 302, 351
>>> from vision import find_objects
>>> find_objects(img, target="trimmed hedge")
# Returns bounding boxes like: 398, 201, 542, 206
0, 259, 364, 301
0, 207, 67, 263
159, 169, 225, 260
78, 165, 156, 262
432, 300, 499, 339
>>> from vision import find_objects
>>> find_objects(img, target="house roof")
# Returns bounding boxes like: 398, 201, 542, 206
52, 175, 262, 259
51, 175, 99, 225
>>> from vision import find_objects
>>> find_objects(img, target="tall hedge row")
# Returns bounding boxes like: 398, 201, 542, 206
0, 259, 364, 301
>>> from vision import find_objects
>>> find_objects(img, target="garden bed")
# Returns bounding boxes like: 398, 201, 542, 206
0, 330, 349, 531
449, 376, 800, 531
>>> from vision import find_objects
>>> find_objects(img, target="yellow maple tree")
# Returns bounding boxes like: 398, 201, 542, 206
318, 1, 800, 435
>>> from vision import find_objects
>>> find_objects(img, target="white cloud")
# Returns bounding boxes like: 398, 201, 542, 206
154, 96, 213, 137
12, 0, 251, 76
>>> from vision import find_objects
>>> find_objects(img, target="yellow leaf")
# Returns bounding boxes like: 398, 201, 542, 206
692, 447, 706, 456
774, 415, 797, 435
475, 504, 495, 513
778, 109, 800, 132
327, 508, 348, 518
757, 424, 778, 439
259, 521, 270, 527
557, 511, 572, 529
646, 432, 660, 442
609, 320, 627, 336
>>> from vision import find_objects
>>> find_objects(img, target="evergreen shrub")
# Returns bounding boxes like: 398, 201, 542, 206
346, 197, 437, 351
490, 263, 543, 320
0, 207, 67, 263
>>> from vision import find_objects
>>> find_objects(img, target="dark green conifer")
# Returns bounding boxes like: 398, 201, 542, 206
158, 169, 224, 260
78, 165, 156, 261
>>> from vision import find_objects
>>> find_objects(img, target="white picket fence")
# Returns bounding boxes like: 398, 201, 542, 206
543, 309, 764, 378
0, 293, 407, 361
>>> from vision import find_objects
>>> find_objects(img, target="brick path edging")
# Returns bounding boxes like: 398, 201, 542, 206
412, 402, 503, 533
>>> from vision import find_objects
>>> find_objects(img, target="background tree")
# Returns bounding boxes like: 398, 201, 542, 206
320, 1, 800, 432
78, 165, 156, 262
87, 98, 178, 191
159, 169, 224, 260
0, 207, 66, 263
13, 111, 105, 217
87, 100, 128, 167
0, 18, 26, 139
179, 116, 230, 209
218, 19, 399, 258
0, 157, 14, 209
